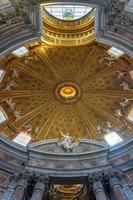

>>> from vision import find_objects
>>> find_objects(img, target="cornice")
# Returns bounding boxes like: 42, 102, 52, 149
0, 135, 132, 176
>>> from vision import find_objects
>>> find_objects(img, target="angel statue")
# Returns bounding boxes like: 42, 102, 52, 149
59, 132, 75, 152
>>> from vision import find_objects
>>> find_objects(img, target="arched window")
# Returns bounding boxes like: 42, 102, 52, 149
108, 47, 124, 58
0, 107, 7, 123
104, 131, 123, 146
128, 108, 133, 122
12, 46, 29, 57
0, 69, 5, 82
13, 132, 31, 146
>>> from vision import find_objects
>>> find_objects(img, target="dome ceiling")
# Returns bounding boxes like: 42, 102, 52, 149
44, 5, 92, 21
0, 42, 133, 142
42, 7, 94, 46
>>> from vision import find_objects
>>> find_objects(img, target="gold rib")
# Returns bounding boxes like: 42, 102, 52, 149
81, 61, 128, 85
87, 90, 133, 98
85, 102, 124, 128
0, 90, 45, 98
12, 100, 54, 130
34, 47, 62, 81
6, 61, 52, 85
76, 46, 98, 82
36, 107, 58, 140
79, 110, 99, 140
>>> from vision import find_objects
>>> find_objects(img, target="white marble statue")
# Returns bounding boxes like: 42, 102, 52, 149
59, 132, 75, 152
97, 122, 113, 135
2, 98, 16, 110
14, 110, 23, 121
3, 79, 18, 91
97, 55, 114, 66
117, 71, 127, 79
115, 108, 124, 118
24, 123, 33, 132
120, 98, 128, 107
120, 82, 132, 91
12, 69, 19, 78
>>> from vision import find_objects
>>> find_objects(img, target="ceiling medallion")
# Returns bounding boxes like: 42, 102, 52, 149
55, 82, 81, 104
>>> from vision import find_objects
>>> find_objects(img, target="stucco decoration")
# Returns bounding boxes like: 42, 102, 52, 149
107, 0, 133, 27
0, 0, 30, 26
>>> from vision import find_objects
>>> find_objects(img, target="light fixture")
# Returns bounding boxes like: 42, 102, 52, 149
13, 132, 31, 146
12, 46, 29, 57
104, 131, 123, 146
108, 47, 124, 58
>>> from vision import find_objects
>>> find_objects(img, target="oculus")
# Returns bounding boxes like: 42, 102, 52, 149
44, 5, 92, 21
55, 82, 81, 104
60, 86, 76, 98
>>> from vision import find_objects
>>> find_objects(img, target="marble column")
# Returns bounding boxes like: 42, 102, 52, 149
89, 173, 107, 200
30, 175, 49, 200
13, 174, 29, 200
93, 180, 107, 200
109, 174, 128, 200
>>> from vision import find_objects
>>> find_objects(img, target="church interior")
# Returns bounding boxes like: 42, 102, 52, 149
0, 0, 133, 199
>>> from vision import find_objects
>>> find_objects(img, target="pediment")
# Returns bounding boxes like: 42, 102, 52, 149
28, 139, 108, 153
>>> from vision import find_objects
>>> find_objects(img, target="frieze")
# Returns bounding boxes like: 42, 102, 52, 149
0, 135, 133, 176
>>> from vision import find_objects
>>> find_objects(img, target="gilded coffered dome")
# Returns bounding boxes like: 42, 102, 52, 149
0, 42, 133, 142
0, 2, 133, 145
0, 1, 133, 200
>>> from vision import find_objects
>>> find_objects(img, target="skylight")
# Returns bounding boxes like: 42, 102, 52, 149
0, 107, 7, 123
104, 131, 123, 146
128, 108, 133, 122
0, 69, 5, 82
12, 47, 29, 57
108, 47, 124, 57
44, 5, 92, 21
13, 132, 31, 146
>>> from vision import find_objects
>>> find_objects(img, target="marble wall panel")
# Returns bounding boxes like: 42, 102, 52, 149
125, 170, 133, 191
